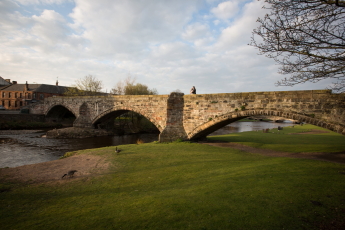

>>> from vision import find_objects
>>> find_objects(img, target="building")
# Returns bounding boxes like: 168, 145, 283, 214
0, 77, 11, 87
0, 77, 68, 110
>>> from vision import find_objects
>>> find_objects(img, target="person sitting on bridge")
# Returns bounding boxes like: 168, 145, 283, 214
190, 86, 196, 94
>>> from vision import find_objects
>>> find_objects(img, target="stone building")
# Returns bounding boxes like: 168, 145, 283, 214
0, 77, 68, 110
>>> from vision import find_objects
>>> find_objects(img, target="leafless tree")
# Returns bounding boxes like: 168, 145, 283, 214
250, 0, 345, 92
110, 75, 158, 95
64, 75, 104, 96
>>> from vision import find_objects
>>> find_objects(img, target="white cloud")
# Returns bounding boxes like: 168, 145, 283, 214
213, 0, 265, 51
182, 23, 210, 41
0, 1, 30, 31
182, 22, 214, 47
0, 0, 332, 94
211, 1, 239, 20
69, 0, 199, 57
0, 0, 19, 13
31, 10, 68, 43
14, 0, 73, 5
151, 42, 197, 62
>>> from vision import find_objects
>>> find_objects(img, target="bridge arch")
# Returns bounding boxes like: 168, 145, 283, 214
187, 109, 343, 140
45, 104, 77, 117
45, 104, 77, 125
91, 106, 163, 132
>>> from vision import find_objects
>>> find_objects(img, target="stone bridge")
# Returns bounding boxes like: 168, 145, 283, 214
35, 90, 345, 142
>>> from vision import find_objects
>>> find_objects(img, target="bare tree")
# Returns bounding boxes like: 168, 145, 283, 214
64, 75, 104, 96
250, 0, 345, 92
110, 75, 135, 95
320, 0, 345, 7
110, 75, 158, 95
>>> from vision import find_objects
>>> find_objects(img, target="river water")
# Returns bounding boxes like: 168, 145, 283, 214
0, 121, 294, 168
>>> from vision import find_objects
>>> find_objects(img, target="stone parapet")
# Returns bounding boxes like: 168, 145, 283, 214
40, 90, 345, 141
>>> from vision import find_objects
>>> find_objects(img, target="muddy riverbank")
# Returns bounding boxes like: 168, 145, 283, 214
46, 127, 114, 139
0, 121, 295, 168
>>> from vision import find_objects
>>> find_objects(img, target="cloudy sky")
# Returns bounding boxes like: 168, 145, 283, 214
1, 0, 333, 94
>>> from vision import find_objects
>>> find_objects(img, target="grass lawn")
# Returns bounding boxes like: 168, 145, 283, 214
208, 124, 345, 153
1, 124, 345, 229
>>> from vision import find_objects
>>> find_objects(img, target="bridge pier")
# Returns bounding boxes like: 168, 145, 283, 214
73, 116, 94, 128
159, 92, 188, 142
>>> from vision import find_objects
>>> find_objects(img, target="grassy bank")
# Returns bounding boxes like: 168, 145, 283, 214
208, 124, 345, 153
1, 125, 345, 229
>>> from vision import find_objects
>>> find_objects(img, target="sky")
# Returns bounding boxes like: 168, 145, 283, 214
0, 0, 334, 94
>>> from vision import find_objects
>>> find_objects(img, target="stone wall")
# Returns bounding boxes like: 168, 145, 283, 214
183, 90, 345, 139
44, 94, 171, 140
28, 101, 45, 114
41, 90, 345, 141
0, 114, 45, 123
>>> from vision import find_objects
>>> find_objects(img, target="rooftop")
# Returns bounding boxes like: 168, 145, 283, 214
0, 83, 68, 94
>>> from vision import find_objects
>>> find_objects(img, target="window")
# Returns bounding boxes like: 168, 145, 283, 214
40, 94, 44, 100
1, 92, 5, 98
20, 93, 22, 98
9, 92, 11, 98
33, 93, 36, 99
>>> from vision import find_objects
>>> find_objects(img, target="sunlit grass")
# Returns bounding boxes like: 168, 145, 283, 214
208, 124, 345, 153
1, 125, 345, 229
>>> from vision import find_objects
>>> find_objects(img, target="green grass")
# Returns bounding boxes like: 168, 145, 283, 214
1, 125, 345, 229
208, 124, 345, 153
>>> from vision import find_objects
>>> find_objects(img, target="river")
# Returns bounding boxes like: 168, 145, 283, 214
0, 121, 294, 168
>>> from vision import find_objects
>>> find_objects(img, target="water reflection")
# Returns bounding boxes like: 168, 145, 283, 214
0, 131, 158, 168
209, 121, 294, 136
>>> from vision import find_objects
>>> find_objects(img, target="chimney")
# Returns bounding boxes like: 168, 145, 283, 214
5, 79, 11, 83
24, 81, 29, 91
12, 81, 17, 84
56, 80, 59, 86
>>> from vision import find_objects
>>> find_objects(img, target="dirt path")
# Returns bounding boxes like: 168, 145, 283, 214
0, 153, 112, 184
203, 142, 345, 164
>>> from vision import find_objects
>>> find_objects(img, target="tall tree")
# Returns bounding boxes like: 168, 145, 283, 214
250, 0, 345, 92
64, 75, 104, 96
